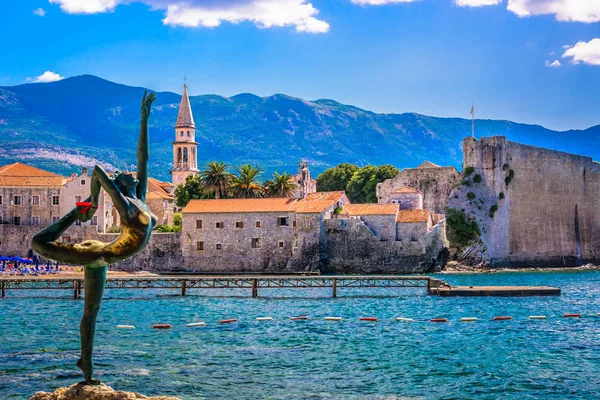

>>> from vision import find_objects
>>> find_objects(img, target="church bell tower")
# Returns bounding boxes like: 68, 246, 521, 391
171, 82, 199, 186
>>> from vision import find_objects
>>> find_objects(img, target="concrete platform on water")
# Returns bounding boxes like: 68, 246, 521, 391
429, 285, 561, 297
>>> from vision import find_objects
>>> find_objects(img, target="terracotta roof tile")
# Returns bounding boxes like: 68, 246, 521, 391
305, 191, 346, 203
396, 209, 431, 223
340, 204, 398, 216
183, 198, 297, 213
0, 162, 66, 187
391, 186, 420, 194
291, 199, 334, 214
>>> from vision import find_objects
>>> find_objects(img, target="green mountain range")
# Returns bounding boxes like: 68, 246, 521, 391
1, 74, 598, 182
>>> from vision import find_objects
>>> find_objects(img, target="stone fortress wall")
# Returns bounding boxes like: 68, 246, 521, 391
376, 163, 460, 213
452, 136, 600, 267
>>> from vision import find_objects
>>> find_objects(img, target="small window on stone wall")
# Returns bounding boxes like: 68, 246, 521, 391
236, 221, 244, 228
216, 243, 222, 250
81, 179, 86, 185
216, 222, 224, 229
91, 216, 98, 226
75, 195, 82, 203
13, 216, 20, 225
196, 220, 203, 229
32, 196, 40, 206
13, 196, 21, 206
292, 220, 297, 228
31, 216, 40, 226
255, 221, 261, 228
278, 241, 284, 248
251, 238, 261, 248
197, 241, 204, 251
278, 217, 288, 226
52, 196, 59, 206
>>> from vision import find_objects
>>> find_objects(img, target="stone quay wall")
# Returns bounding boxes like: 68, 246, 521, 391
456, 136, 600, 267
324, 218, 447, 274
377, 166, 460, 213
0, 225, 180, 271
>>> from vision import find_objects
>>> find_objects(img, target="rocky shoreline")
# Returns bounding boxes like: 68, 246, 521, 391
30, 383, 181, 400
442, 261, 600, 274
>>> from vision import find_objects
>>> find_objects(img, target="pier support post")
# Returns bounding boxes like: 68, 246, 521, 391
1, 281, 5, 298
73, 280, 78, 299
332, 278, 337, 298
251, 279, 258, 298
181, 280, 186, 296
77, 280, 82, 298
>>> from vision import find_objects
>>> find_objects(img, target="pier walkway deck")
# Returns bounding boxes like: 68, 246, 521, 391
0, 275, 560, 298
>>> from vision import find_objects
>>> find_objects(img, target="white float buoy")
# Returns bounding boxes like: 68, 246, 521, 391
324, 317, 342, 321
396, 317, 414, 322
255, 317, 273, 321
529, 315, 547, 320
116, 325, 135, 329
187, 322, 206, 327
461, 317, 478, 322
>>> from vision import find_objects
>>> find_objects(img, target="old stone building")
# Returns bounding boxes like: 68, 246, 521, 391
377, 161, 460, 213
181, 194, 448, 273
326, 204, 447, 273
0, 163, 68, 227
171, 83, 199, 187
181, 197, 334, 272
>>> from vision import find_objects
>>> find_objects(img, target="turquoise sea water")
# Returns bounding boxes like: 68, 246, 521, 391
1, 271, 600, 399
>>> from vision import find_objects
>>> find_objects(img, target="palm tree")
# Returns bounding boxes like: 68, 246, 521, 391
264, 172, 298, 198
232, 164, 265, 198
200, 161, 234, 199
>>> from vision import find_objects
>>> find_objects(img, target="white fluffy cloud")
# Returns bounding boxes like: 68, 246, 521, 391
33, 7, 46, 16
49, 0, 119, 14
507, 0, 600, 23
48, 0, 329, 33
562, 38, 600, 66
455, 0, 502, 7
545, 60, 561, 67
27, 71, 64, 83
350, 0, 418, 5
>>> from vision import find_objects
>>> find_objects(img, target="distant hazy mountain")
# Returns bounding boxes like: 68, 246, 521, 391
1, 74, 598, 182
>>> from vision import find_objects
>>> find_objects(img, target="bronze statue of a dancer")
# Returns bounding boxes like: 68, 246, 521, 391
32, 91, 158, 385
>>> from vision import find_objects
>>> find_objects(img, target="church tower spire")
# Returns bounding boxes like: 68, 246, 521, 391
171, 82, 199, 186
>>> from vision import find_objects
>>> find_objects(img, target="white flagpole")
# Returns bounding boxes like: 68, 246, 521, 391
471, 104, 475, 138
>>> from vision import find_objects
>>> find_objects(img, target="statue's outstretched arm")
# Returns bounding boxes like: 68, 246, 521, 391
136, 91, 156, 202
92, 166, 130, 222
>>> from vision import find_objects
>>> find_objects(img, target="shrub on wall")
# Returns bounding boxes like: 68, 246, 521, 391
463, 166, 475, 176
462, 180, 472, 186
499, 192, 505, 200
505, 169, 515, 186
445, 208, 481, 248
473, 174, 482, 183
107, 225, 121, 233
489, 204, 499, 218
467, 192, 475, 200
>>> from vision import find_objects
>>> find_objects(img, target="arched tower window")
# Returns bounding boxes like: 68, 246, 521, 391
183, 148, 189, 164
191, 148, 196, 168
177, 148, 182, 163
187, 131, 190, 137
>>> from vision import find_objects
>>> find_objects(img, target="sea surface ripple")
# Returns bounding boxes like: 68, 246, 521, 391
1, 271, 599, 399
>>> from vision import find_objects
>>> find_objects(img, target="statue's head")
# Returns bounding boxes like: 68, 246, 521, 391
112, 171, 139, 197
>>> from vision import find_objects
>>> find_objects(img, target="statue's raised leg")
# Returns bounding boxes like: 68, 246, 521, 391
77, 265, 107, 385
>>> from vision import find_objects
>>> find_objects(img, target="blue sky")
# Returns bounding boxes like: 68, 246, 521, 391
1, 0, 599, 131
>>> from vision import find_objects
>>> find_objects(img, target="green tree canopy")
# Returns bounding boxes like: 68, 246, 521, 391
200, 161, 234, 199
345, 164, 399, 203
315, 163, 359, 192
264, 171, 297, 197
232, 164, 265, 198
174, 174, 211, 207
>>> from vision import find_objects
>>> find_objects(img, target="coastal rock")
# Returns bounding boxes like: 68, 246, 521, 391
29, 383, 181, 400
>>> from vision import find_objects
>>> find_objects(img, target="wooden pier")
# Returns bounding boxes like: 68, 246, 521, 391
0, 275, 560, 298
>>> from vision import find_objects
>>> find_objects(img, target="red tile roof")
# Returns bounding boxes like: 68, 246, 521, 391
305, 191, 346, 203
391, 186, 420, 194
0, 162, 67, 187
183, 198, 297, 213
340, 204, 398, 216
396, 209, 431, 223
291, 199, 334, 214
